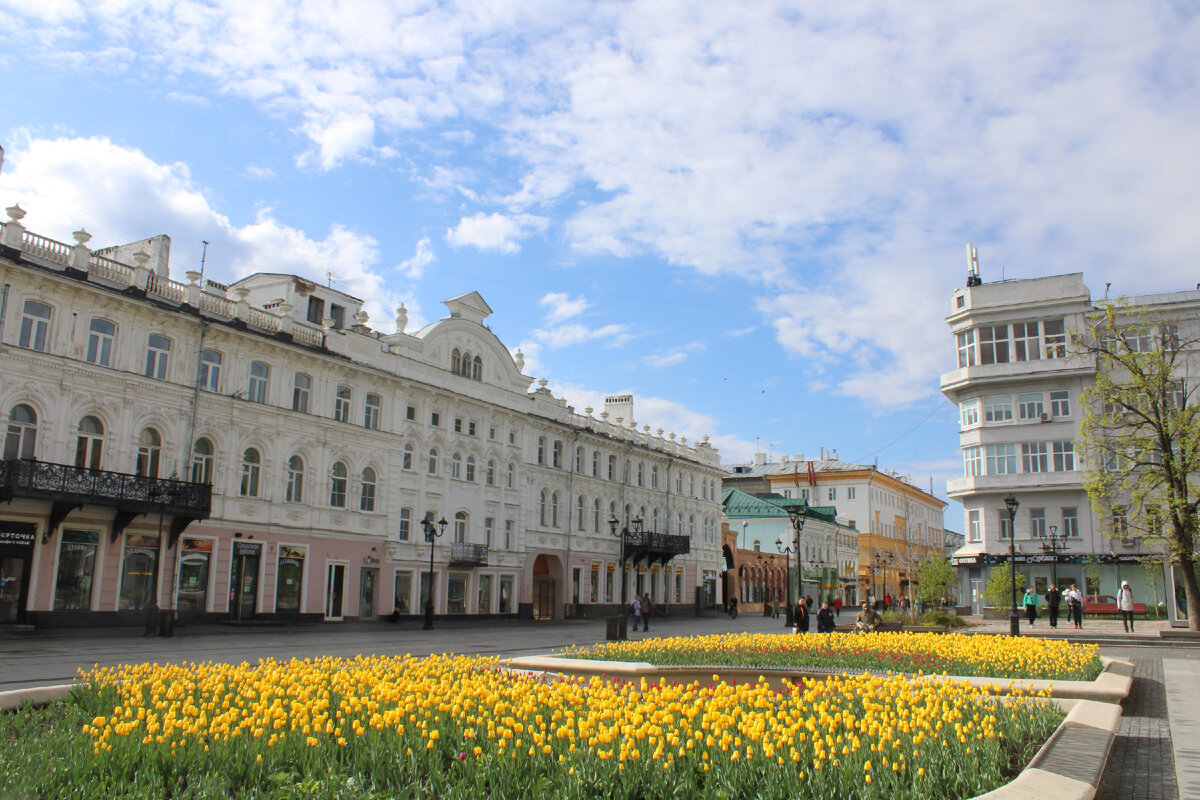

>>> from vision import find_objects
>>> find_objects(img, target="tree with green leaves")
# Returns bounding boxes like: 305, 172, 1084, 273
983, 566, 1027, 610
1078, 302, 1200, 629
915, 555, 954, 610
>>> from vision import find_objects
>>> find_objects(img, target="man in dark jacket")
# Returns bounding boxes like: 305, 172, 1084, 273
1044, 585, 1062, 629
793, 599, 810, 633
816, 601, 835, 633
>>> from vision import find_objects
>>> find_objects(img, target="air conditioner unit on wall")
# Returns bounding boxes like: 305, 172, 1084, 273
1039, 413, 1050, 422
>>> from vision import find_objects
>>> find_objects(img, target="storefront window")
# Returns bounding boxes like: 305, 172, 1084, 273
394, 571, 412, 614
119, 534, 159, 610
275, 545, 306, 613
477, 574, 492, 613
447, 573, 468, 613
54, 529, 98, 610
498, 575, 514, 613
177, 538, 213, 613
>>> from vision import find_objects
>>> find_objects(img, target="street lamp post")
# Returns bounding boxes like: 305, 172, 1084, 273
608, 516, 628, 639
806, 555, 822, 603
1040, 524, 1069, 588
1005, 493, 1021, 637
873, 551, 893, 609
776, 532, 796, 627
421, 515, 448, 630
785, 507, 807, 622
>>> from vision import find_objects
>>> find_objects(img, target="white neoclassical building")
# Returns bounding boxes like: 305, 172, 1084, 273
0, 204, 723, 627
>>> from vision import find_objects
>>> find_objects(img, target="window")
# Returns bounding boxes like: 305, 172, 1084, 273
3, 404, 37, 461
430, 412, 440, 427
427, 449, 438, 475
86, 319, 115, 366
1047, 390, 1070, 418
454, 511, 468, 544
1021, 442, 1048, 473
1012, 321, 1041, 361
450, 348, 462, 374
1111, 506, 1129, 541
486, 460, 495, 485
978, 325, 1009, 364
1046, 319, 1065, 357
1062, 507, 1079, 538
499, 575, 514, 612
489, 426, 496, 440
360, 467, 376, 511
190, 437, 214, 484
960, 399, 979, 427
984, 395, 1013, 423
1124, 331, 1153, 353
199, 349, 221, 391
398, 508, 412, 541
1029, 508, 1046, 539
454, 417, 464, 434
144, 334, 171, 379
240, 448, 261, 497
465, 456, 476, 482
334, 385, 351, 422
507, 463, 514, 488
286, 456, 305, 502
607, 454, 617, 481
306, 297, 325, 324
135, 428, 161, 478
577, 495, 586, 531
651, 465, 659, 489
406, 405, 416, 421
468, 421, 476, 437
248, 361, 269, 404
592, 450, 600, 477
483, 517, 494, 548
451, 453, 462, 479
402, 443, 414, 471
1017, 393, 1044, 420
537, 437, 546, 465
330, 304, 345, 329
552, 440, 562, 469
575, 446, 584, 473
18, 301, 50, 351
539, 490, 548, 526
1052, 441, 1075, 471
1168, 380, 1187, 410
968, 510, 981, 542
292, 374, 311, 412
55, 529, 98, 611
998, 513, 1012, 540
985, 444, 1017, 475
847, 487, 856, 500
504, 520, 513, 550
594, 498, 602, 532
472, 355, 482, 380
74, 416, 104, 469
963, 446, 982, 476
956, 329, 976, 368
828, 488, 837, 501
330, 462, 348, 507
637, 462, 645, 487
364, 394, 381, 429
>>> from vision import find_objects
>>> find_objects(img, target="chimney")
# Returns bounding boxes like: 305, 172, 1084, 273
795, 454, 804, 462
753, 452, 766, 466
831, 450, 839, 461
780, 454, 790, 464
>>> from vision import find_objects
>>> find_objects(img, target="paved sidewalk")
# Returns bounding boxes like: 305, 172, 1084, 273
961, 615, 1172, 642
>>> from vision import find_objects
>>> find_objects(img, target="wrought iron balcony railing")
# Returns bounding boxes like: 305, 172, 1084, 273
622, 530, 691, 566
448, 542, 489, 567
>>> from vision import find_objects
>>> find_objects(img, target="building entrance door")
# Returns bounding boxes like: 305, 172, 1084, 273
0, 522, 36, 624
229, 542, 261, 622
325, 562, 346, 620
970, 579, 983, 615
359, 568, 377, 619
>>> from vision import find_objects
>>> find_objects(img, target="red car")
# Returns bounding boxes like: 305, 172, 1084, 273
1083, 594, 1146, 615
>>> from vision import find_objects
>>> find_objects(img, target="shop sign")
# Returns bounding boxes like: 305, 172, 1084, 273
0, 523, 37, 549
233, 541, 261, 556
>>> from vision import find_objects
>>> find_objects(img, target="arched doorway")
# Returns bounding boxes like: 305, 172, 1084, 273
532, 554, 557, 620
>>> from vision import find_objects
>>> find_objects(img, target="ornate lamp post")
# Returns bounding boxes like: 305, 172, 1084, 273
873, 550, 894, 608
1040, 523, 1069, 588
1005, 493, 1021, 637
805, 554, 822, 603
608, 515, 628, 639
420, 515, 447, 630
776, 533, 796, 626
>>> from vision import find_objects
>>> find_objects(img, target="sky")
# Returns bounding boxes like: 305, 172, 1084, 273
1, 1, 1198, 531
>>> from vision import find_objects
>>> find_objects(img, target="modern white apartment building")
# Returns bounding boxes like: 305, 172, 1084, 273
940, 269, 1188, 614
0, 204, 723, 627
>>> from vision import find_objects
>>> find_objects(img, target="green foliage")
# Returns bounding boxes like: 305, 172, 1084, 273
915, 556, 955, 607
983, 567, 1027, 609
918, 609, 968, 628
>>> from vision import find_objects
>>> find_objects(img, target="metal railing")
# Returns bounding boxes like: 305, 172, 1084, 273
0, 459, 211, 517
449, 542, 489, 566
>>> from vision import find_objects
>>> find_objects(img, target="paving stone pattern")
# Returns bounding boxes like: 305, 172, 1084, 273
1096, 656, 1178, 800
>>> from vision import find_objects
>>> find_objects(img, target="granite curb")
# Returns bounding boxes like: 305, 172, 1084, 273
0, 683, 73, 712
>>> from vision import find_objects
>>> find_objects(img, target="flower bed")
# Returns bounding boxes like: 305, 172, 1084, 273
560, 632, 1103, 681
0, 653, 1063, 799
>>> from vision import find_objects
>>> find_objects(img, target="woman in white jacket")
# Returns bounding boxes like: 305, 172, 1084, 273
1117, 581, 1136, 633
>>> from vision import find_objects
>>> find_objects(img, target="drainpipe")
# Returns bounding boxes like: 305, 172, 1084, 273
0, 283, 9, 345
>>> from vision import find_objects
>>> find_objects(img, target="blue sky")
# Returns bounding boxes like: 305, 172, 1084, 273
2, 2, 1198, 529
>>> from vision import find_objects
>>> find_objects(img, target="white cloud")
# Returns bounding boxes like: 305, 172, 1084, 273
539, 291, 590, 323
643, 342, 704, 369
0, 135, 405, 329
397, 236, 434, 279
530, 322, 630, 349
243, 165, 275, 179
445, 212, 547, 254
165, 91, 211, 107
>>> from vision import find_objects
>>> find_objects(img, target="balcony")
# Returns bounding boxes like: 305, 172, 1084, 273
0, 459, 212, 542
946, 471, 1086, 498
939, 356, 1093, 395
449, 542, 488, 567
623, 530, 691, 566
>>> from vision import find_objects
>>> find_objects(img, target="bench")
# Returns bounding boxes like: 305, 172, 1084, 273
874, 621, 903, 632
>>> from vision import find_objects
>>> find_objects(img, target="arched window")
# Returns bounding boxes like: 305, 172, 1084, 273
3, 404, 37, 461
454, 511, 468, 543
450, 348, 462, 374
402, 443, 414, 471
451, 452, 462, 479
240, 448, 261, 497
135, 428, 161, 478
577, 495, 586, 530
86, 319, 116, 366
593, 498, 601, 532
334, 385, 351, 422
506, 463, 514, 488
460, 351, 473, 377
471, 355, 482, 380
485, 459, 496, 485
689, 515, 696, 538
145, 334, 171, 379
551, 492, 560, 527
190, 437, 214, 484
248, 361, 269, 403
652, 507, 660, 531
18, 300, 51, 351
427, 448, 438, 475
286, 455, 304, 502
330, 461, 348, 507
552, 440, 562, 469
73, 417, 103, 472
363, 393, 381, 430
624, 503, 631, 526
651, 465, 659, 489
465, 455, 476, 482
539, 490, 548, 526
360, 467, 377, 512
592, 450, 600, 477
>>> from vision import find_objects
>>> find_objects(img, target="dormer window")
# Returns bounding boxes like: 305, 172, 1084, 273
330, 304, 345, 329
306, 297, 325, 324
450, 347, 483, 381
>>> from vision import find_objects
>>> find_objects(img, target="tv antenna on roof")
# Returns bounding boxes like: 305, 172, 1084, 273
199, 240, 210, 285
966, 243, 982, 286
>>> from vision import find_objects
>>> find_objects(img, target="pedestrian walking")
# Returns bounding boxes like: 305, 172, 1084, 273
1022, 586, 1038, 626
1118, 581, 1136, 633
1045, 584, 1062, 629
816, 601, 835, 633
1066, 584, 1084, 629
728, 597, 738, 619
641, 594, 651, 632
833, 597, 842, 617
793, 599, 810, 634
630, 595, 641, 631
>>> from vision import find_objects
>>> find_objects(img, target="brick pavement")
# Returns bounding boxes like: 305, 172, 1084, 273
1096, 655, 1178, 800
